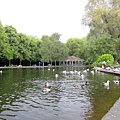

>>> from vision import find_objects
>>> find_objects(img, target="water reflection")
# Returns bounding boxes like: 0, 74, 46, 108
0, 68, 119, 120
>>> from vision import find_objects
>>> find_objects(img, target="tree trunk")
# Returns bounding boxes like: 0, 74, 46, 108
114, 56, 118, 65
9, 60, 11, 66
20, 60, 21, 65
55, 60, 56, 66
30, 61, 31, 66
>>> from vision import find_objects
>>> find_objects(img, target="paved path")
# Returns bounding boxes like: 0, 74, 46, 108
99, 69, 120, 75
102, 98, 120, 120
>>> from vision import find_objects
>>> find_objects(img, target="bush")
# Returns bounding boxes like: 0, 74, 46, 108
92, 54, 114, 67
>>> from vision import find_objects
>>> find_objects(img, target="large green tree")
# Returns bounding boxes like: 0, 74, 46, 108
66, 38, 86, 58
82, 0, 120, 63
17, 33, 31, 65
83, 34, 116, 63
50, 32, 61, 41
51, 40, 68, 65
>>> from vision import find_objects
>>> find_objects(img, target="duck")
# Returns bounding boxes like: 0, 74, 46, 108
45, 82, 50, 88
42, 82, 52, 92
42, 87, 51, 92
73, 84, 83, 89
81, 81, 88, 86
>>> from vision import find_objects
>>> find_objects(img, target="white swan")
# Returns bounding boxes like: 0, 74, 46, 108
103, 80, 110, 89
62, 70, 67, 74
103, 80, 110, 87
81, 74, 84, 80
55, 74, 58, 79
113, 79, 120, 85
0, 70, 2, 74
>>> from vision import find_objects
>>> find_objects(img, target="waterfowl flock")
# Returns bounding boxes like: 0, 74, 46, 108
1, 66, 119, 94
44, 67, 120, 92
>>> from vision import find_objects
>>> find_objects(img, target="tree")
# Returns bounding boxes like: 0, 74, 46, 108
83, 34, 116, 64
28, 36, 42, 65
50, 33, 61, 41
17, 33, 31, 65
51, 40, 68, 65
4, 25, 19, 65
40, 39, 52, 63
66, 38, 85, 57
0, 22, 8, 57
82, 0, 120, 63
41, 35, 50, 41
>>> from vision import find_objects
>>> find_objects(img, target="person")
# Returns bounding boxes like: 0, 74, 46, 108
102, 61, 106, 69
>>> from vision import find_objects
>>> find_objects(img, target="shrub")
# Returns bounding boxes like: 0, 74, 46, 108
92, 54, 114, 67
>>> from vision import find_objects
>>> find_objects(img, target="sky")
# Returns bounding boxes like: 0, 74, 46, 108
0, 0, 89, 43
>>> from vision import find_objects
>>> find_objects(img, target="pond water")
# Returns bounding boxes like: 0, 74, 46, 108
0, 67, 120, 120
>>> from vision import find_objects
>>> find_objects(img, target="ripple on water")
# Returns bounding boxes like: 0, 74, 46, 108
0, 71, 92, 120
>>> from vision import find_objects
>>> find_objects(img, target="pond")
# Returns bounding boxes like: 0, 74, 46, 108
0, 67, 120, 120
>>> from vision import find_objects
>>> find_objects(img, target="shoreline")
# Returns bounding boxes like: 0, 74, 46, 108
0, 65, 89, 69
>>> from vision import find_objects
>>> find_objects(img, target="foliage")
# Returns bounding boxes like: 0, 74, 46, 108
50, 33, 61, 41
40, 38, 68, 63
4, 25, 19, 61
66, 37, 87, 58
83, 34, 117, 64
82, 0, 120, 63
0, 22, 8, 58
92, 54, 114, 67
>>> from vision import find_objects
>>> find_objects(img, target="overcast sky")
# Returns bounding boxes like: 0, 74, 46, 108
0, 0, 89, 43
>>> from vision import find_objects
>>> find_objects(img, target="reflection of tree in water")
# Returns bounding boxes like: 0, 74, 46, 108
86, 73, 120, 120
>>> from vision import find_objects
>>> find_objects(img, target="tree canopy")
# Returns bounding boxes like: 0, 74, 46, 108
82, 0, 120, 64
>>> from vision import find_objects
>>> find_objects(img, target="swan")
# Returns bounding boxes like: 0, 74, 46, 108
55, 74, 58, 79
81, 74, 84, 80
113, 79, 120, 85
62, 70, 67, 74
91, 70, 94, 75
0, 70, 2, 74
103, 80, 110, 87
77, 71, 80, 75
48, 68, 50, 71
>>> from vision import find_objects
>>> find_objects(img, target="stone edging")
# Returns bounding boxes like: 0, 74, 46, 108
101, 98, 120, 120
